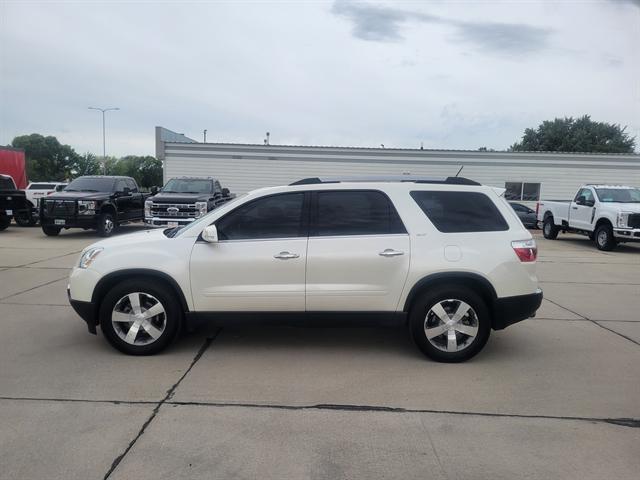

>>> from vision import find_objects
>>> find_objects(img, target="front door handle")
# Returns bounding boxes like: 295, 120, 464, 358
274, 251, 299, 260
572, 206, 578, 210
379, 249, 404, 257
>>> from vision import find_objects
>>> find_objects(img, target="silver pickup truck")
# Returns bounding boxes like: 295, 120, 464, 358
537, 184, 640, 251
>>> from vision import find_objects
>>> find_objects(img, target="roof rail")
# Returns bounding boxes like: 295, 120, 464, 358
289, 175, 481, 186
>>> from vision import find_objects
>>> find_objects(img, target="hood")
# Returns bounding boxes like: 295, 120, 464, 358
85, 227, 168, 251
47, 191, 110, 201
609, 203, 640, 214
150, 192, 211, 203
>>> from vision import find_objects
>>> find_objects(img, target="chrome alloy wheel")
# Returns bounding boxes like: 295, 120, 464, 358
111, 292, 166, 346
424, 299, 479, 352
103, 217, 114, 234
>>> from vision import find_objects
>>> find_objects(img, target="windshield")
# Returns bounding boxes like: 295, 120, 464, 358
166, 193, 247, 238
162, 179, 212, 194
595, 188, 640, 203
0, 177, 16, 190
65, 177, 115, 192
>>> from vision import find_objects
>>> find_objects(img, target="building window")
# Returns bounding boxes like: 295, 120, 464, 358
505, 182, 541, 201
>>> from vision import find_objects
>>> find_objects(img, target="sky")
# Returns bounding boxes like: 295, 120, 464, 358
1, 0, 639, 156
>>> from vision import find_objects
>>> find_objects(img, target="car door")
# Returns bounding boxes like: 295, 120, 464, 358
306, 190, 410, 312
189, 192, 308, 311
570, 188, 596, 230
114, 179, 132, 220
126, 179, 144, 219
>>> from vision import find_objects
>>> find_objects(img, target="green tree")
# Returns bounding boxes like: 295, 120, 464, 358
70, 153, 102, 177
104, 155, 163, 189
11, 133, 81, 181
511, 116, 636, 153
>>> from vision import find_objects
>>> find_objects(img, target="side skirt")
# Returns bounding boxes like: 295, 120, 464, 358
184, 311, 407, 332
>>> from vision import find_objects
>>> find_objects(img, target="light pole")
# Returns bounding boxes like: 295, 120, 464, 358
88, 106, 119, 158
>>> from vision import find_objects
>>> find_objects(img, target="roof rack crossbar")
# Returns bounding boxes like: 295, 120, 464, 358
289, 176, 480, 186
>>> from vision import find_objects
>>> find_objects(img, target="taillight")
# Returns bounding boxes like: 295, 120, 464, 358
512, 239, 537, 262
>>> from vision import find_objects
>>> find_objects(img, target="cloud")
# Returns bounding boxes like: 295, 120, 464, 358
331, 1, 438, 41
332, 1, 552, 54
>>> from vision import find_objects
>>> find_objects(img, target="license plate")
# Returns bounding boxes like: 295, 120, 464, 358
5, 209, 12, 215
54, 219, 65, 226
167, 221, 179, 228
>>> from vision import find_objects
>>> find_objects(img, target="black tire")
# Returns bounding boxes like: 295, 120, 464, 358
42, 225, 61, 236
97, 212, 116, 237
542, 216, 559, 240
409, 285, 491, 363
0, 215, 10, 231
99, 278, 182, 355
594, 223, 616, 251
14, 210, 36, 227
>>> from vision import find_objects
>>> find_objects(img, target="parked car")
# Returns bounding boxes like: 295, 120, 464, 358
509, 202, 537, 229
15, 181, 68, 226
67, 176, 542, 362
40, 176, 150, 237
537, 184, 640, 251
145, 176, 235, 227
0, 174, 29, 231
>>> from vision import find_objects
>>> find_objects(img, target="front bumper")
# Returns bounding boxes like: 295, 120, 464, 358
613, 228, 640, 241
145, 217, 196, 227
68, 286, 98, 334
41, 215, 98, 229
492, 289, 543, 330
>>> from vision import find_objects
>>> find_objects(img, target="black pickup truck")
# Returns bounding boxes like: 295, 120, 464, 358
145, 176, 235, 227
40, 176, 150, 237
0, 174, 30, 231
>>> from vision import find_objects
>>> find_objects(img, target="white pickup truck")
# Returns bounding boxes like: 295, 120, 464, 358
537, 185, 640, 250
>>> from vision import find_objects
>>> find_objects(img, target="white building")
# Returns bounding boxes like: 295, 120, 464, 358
155, 127, 640, 203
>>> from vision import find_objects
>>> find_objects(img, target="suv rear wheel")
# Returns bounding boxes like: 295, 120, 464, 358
99, 279, 181, 355
409, 285, 491, 363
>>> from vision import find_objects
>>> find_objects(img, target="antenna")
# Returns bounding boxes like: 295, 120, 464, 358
455, 166, 464, 177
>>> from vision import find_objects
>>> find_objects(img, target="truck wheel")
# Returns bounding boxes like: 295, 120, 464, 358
543, 217, 559, 240
0, 215, 10, 231
99, 278, 181, 355
595, 224, 616, 251
42, 225, 61, 236
14, 210, 36, 227
97, 212, 116, 237
409, 285, 491, 363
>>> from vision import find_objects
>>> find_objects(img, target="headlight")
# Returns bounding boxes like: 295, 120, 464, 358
78, 200, 97, 215
617, 212, 631, 228
145, 199, 152, 217
195, 201, 208, 217
78, 247, 103, 268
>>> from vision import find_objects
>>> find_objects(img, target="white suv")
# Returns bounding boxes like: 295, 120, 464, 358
68, 177, 542, 362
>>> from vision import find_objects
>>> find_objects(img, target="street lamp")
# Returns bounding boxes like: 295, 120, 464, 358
88, 106, 120, 158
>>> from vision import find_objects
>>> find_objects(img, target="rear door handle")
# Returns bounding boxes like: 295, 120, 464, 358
379, 249, 404, 257
274, 251, 299, 260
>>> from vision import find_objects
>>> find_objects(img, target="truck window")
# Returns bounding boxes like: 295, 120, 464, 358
411, 191, 509, 233
574, 188, 594, 203
125, 179, 138, 192
65, 177, 115, 192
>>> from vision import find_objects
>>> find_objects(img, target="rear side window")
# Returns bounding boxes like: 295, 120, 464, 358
410, 191, 509, 233
314, 190, 406, 236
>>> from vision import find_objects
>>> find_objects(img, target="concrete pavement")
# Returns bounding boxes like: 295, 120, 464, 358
0, 226, 638, 479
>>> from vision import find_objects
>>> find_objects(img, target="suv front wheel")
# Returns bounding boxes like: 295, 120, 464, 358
99, 279, 181, 355
409, 285, 491, 363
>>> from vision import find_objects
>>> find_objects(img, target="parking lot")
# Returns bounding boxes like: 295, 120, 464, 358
0, 225, 638, 479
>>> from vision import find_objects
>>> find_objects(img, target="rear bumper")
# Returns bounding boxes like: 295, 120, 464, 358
67, 286, 98, 334
492, 289, 543, 330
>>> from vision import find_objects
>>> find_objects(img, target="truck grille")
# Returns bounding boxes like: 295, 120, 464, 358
150, 203, 198, 218
628, 214, 640, 229
44, 200, 76, 217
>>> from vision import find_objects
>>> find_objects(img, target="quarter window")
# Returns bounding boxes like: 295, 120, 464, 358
505, 182, 541, 201
216, 193, 305, 240
314, 190, 406, 236
411, 191, 509, 233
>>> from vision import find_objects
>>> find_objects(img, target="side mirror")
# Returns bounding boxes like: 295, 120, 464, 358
122, 187, 131, 196
221, 188, 230, 196
576, 195, 586, 206
151, 186, 159, 195
202, 224, 218, 243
